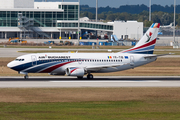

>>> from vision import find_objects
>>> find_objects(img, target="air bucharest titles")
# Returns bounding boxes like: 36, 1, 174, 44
8, 23, 161, 79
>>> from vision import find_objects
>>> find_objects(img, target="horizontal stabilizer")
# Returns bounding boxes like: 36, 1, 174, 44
144, 53, 174, 59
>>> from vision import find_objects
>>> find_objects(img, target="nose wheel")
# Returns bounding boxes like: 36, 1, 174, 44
87, 74, 93, 79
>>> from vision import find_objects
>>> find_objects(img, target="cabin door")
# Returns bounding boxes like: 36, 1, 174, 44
31, 55, 37, 66
130, 56, 134, 66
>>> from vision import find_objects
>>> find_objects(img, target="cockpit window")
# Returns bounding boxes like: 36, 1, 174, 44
15, 59, 24, 61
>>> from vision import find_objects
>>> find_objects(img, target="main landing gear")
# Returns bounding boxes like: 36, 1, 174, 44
77, 74, 94, 79
87, 74, 93, 79
24, 75, 29, 79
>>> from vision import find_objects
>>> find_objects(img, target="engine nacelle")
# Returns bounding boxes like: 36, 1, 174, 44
66, 67, 85, 76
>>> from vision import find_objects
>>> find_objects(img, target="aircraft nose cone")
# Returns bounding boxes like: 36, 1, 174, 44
7, 62, 13, 68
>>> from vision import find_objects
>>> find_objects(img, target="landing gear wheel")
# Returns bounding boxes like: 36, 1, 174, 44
24, 75, 29, 79
77, 76, 83, 79
87, 74, 93, 79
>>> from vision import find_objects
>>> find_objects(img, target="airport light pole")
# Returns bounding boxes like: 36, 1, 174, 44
78, 0, 80, 45
149, 0, 151, 21
96, 0, 98, 39
96, 0, 98, 22
58, 29, 61, 40
173, 0, 176, 48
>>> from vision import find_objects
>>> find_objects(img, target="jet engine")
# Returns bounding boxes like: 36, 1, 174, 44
66, 67, 85, 76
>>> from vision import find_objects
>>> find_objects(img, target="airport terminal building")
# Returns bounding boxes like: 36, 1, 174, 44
0, 0, 143, 40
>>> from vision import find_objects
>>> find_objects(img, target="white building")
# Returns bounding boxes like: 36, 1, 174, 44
113, 21, 143, 40
0, 0, 143, 40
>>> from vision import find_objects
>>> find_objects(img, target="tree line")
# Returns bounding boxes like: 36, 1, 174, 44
81, 4, 180, 14
80, 4, 180, 27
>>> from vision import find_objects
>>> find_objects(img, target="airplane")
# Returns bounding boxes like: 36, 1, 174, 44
7, 23, 161, 79
160, 23, 173, 29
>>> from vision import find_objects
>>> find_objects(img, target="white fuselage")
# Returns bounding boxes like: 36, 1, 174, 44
7, 52, 157, 76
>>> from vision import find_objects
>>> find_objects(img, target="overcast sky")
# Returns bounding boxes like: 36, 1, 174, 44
37, 0, 180, 7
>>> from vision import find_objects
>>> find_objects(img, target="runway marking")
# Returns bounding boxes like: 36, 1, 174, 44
50, 81, 161, 83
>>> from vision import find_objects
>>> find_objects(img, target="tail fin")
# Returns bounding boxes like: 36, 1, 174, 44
120, 23, 160, 54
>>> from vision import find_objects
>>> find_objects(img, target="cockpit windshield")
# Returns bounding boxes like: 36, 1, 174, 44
15, 59, 24, 61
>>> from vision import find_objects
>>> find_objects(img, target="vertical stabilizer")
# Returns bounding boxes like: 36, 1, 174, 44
120, 23, 160, 54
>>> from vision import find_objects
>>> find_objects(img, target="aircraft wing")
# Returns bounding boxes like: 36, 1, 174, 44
85, 64, 122, 72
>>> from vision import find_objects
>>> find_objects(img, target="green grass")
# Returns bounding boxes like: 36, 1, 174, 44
0, 88, 180, 119
0, 101, 180, 120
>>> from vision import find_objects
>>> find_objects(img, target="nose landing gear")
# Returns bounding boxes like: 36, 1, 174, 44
19, 71, 29, 79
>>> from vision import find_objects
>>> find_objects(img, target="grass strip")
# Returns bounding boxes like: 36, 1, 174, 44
0, 101, 180, 120
0, 88, 180, 120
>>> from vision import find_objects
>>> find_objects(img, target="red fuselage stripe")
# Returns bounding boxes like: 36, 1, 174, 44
40, 61, 74, 73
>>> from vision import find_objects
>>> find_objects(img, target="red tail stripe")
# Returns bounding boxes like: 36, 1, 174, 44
40, 61, 74, 73
157, 23, 160, 28
122, 39, 156, 53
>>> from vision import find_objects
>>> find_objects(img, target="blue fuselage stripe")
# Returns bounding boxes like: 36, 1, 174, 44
11, 59, 69, 72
